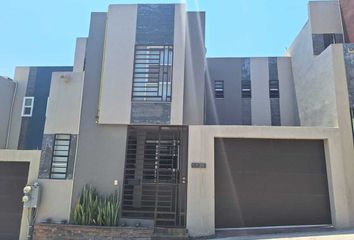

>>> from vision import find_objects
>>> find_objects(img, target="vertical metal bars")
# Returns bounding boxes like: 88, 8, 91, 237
132, 45, 173, 102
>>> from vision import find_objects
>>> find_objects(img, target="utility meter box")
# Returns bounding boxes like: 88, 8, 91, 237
23, 182, 41, 208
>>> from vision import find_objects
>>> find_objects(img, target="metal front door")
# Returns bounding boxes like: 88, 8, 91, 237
122, 126, 188, 227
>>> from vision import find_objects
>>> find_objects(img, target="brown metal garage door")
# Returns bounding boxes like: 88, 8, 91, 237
215, 139, 331, 228
0, 162, 29, 240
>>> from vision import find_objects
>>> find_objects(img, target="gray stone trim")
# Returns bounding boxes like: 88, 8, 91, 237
270, 98, 281, 126
131, 102, 171, 124
136, 4, 175, 45
67, 135, 77, 179
39, 134, 55, 179
343, 44, 354, 109
241, 98, 252, 125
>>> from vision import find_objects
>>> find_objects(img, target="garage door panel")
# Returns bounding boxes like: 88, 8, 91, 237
216, 152, 326, 174
0, 162, 29, 240
221, 173, 330, 195
216, 193, 331, 228
215, 138, 331, 228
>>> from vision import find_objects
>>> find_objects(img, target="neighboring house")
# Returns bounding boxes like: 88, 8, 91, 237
2, 0, 354, 239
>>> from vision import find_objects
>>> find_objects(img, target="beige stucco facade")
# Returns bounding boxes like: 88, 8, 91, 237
44, 72, 84, 134
250, 58, 272, 126
35, 179, 73, 224
186, 126, 351, 237
98, 4, 137, 125
7, 67, 30, 149
0, 77, 15, 149
73, 38, 87, 73
170, 4, 187, 125
309, 1, 344, 34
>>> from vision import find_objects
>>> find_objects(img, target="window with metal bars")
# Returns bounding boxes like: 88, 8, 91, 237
269, 79, 280, 98
50, 134, 70, 179
241, 80, 251, 98
132, 45, 173, 102
214, 80, 224, 99
241, 58, 251, 99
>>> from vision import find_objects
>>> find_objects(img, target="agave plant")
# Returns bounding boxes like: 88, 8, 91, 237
72, 184, 120, 226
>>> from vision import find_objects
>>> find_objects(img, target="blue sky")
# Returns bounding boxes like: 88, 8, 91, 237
0, 0, 309, 78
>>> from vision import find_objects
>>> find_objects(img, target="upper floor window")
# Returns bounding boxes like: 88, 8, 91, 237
132, 45, 173, 102
50, 134, 71, 179
269, 80, 280, 98
241, 81, 251, 98
21, 97, 34, 117
313, 33, 344, 55
241, 58, 251, 98
214, 80, 224, 99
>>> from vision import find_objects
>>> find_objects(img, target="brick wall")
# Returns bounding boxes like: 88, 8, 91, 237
33, 224, 154, 240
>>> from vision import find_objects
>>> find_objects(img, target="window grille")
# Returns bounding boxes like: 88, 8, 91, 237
50, 134, 70, 179
132, 45, 173, 102
241, 80, 252, 98
215, 80, 224, 99
269, 80, 280, 98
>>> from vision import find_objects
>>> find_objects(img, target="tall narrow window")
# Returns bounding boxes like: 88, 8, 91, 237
269, 57, 281, 126
241, 81, 251, 98
50, 134, 71, 179
21, 97, 34, 117
132, 45, 173, 102
241, 58, 251, 98
241, 58, 252, 125
269, 80, 280, 98
214, 80, 224, 99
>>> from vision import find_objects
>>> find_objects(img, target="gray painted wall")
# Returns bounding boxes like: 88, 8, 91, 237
98, 5, 137, 125
71, 12, 127, 210
0, 77, 15, 149
205, 58, 243, 125
183, 12, 206, 125
206, 57, 299, 126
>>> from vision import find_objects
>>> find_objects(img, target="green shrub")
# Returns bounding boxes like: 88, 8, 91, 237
72, 184, 120, 226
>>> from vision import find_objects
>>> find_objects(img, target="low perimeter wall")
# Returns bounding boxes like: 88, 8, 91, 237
33, 224, 154, 240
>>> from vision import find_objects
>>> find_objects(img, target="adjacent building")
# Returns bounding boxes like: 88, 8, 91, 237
2, 0, 354, 239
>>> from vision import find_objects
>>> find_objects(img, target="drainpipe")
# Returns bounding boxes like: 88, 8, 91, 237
5, 80, 17, 149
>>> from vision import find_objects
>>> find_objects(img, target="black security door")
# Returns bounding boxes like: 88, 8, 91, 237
122, 126, 188, 227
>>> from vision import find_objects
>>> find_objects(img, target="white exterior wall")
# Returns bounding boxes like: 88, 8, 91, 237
98, 5, 137, 124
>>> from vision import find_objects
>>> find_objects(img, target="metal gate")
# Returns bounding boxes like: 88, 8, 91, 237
122, 126, 188, 227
